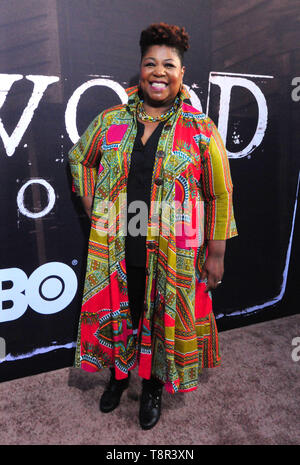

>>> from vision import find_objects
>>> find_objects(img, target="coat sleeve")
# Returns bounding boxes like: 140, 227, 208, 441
200, 118, 238, 241
68, 112, 105, 197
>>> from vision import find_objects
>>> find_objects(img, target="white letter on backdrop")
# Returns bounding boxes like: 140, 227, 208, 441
207, 73, 271, 158
0, 74, 59, 156
16, 179, 56, 219
65, 78, 128, 144
0, 268, 28, 322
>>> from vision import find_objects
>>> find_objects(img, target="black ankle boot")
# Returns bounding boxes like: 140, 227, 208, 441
139, 377, 163, 430
99, 368, 130, 413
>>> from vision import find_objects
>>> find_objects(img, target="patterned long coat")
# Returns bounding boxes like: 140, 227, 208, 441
68, 85, 237, 393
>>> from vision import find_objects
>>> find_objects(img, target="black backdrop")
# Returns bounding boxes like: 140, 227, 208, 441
0, 0, 299, 382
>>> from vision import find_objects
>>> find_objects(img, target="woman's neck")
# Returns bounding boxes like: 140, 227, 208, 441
142, 99, 174, 118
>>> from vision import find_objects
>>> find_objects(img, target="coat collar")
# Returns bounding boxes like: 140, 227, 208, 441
125, 84, 191, 112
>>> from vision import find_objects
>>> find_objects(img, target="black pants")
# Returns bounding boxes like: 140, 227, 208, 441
126, 266, 146, 330
124, 266, 163, 387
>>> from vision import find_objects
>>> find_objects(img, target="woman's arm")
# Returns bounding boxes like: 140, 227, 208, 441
81, 195, 94, 220
68, 113, 104, 198
200, 120, 237, 292
201, 240, 225, 292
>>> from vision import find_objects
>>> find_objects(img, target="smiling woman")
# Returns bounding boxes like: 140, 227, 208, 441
68, 22, 237, 431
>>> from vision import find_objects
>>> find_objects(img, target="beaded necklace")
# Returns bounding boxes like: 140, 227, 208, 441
137, 96, 180, 123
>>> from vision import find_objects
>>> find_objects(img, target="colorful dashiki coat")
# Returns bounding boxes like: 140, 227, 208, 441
68, 85, 237, 393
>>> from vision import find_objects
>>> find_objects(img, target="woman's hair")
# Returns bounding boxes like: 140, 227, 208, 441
139, 22, 190, 64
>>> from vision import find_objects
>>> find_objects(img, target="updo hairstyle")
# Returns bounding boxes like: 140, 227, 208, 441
139, 22, 190, 64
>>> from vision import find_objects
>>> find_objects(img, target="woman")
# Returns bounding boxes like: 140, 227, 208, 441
68, 23, 237, 430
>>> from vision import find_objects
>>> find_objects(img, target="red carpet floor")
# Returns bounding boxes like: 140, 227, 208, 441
0, 314, 299, 445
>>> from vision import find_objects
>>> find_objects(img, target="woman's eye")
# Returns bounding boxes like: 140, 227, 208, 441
145, 62, 155, 67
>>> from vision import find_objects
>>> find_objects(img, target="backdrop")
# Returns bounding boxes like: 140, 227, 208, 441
0, 0, 299, 382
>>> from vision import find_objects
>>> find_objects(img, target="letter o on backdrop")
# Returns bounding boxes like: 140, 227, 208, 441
26, 262, 78, 314
65, 78, 128, 143
17, 179, 56, 218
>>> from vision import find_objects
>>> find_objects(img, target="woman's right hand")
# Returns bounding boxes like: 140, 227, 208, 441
81, 195, 93, 220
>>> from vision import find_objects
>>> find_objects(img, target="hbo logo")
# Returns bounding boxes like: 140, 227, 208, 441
0, 262, 78, 322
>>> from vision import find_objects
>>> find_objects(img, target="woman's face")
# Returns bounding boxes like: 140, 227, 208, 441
139, 45, 185, 107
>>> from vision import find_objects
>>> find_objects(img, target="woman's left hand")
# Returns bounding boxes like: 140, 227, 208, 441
200, 240, 226, 293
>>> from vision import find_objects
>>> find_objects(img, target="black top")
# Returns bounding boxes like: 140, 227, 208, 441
125, 120, 164, 267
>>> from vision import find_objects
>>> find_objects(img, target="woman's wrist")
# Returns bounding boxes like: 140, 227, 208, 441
81, 195, 93, 219
207, 240, 226, 258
